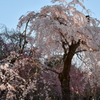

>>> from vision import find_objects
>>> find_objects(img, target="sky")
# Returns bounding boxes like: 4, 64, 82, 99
0, 0, 100, 29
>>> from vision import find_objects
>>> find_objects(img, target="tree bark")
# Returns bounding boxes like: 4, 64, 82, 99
59, 72, 70, 100
59, 41, 80, 100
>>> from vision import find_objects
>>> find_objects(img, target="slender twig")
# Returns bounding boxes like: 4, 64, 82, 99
76, 53, 88, 67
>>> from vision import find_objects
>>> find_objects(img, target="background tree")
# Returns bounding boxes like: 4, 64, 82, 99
17, 0, 100, 99
0, 24, 35, 58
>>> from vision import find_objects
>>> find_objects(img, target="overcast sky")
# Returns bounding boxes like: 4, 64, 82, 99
0, 0, 100, 29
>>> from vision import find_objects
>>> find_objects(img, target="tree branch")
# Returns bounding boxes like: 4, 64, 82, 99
20, 20, 29, 53
75, 49, 87, 54
29, 61, 60, 74
59, 31, 70, 47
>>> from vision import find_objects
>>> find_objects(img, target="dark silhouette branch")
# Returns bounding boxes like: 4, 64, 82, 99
75, 49, 87, 54
20, 20, 29, 53
59, 31, 70, 47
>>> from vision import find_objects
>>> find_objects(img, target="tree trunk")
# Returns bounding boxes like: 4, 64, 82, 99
59, 41, 80, 100
59, 57, 71, 100
59, 73, 70, 100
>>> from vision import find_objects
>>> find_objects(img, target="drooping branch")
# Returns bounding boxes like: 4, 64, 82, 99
29, 60, 60, 74
54, 17, 68, 26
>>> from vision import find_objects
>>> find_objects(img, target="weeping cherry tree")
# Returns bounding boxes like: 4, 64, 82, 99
17, 0, 100, 99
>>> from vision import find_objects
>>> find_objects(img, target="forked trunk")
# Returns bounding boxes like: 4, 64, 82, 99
59, 41, 80, 100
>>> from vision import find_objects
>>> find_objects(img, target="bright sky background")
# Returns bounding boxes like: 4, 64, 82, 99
0, 0, 100, 29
